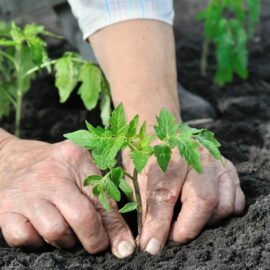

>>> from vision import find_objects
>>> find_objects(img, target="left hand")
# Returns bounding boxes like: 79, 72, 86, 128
122, 147, 245, 255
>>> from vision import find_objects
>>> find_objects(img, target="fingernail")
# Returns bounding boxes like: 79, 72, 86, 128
145, 238, 161, 255
117, 241, 135, 258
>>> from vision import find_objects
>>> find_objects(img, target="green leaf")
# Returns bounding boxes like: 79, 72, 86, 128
127, 115, 139, 138
83, 175, 103, 186
98, 192, 111, 212
154, 145, 172, 172
64, 130, 99, 150
105, 180, 121, 202
154, 108, 177, 140
0, 82, 12, 119
130, 146, 153, 173
119, 178, 133, 199
27, 37, 45, 66
55, 53, 80, 103
78, 63, 102, 110
100, 89, 111, 127
111, 167, 124, 186
197, 130, 222, 160
93, 184, 102, 197
119, 202, 138, 213
175, 135, 202, 173
92, 136, 125, 170
110, 103, 127, 136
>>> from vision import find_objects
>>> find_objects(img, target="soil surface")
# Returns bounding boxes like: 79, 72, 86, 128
1, 21, 270, 270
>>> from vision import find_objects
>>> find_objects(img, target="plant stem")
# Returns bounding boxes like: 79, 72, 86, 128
200, 39, 209, 76
0, 50, 17, 69
132, 168, 142, 236
24, 60, 57, 78
14, 46, 23, 137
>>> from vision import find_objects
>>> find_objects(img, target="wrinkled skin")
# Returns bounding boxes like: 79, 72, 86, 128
123, 147, 245, 255
0, 135, 135, 258
0, 133, 245, 257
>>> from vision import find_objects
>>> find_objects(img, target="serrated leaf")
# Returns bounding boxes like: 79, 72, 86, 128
100, 89, 111, 127
55, 54, 80, 103
127, 115, 139, 138
176, 135, 202, 173
130, 146, 153, 173
78, 63, 102, 110
110, 103, 127, 136
197, 130, 222, 160
178, 123, 202, 135
154, 108, 177, 140
119, 178, 133, 199
119, 202, 138, 213
105, 180, 121, 202
64, 130, 99, 150
83, 175, 103, 186
154, 145, 172, 172
111, 167, 124, 186
92, 136, 125, 170
98, 192, 111, 212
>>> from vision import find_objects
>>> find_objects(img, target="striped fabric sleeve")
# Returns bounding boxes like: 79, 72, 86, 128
67, 0, 174, 39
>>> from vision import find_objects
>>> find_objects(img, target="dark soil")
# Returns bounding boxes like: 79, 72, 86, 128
1, 25, 270, 270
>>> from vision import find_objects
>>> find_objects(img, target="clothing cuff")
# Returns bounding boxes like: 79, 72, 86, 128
68, 0, 174, 40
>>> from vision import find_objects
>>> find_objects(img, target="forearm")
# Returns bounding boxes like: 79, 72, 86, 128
89, 20, 180, 126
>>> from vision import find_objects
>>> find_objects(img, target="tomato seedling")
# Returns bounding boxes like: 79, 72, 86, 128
197, 0, 261, 86
0, 21, 110, 137
64, 104, 222, 234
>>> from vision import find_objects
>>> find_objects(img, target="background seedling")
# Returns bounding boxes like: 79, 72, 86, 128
197, 0, 261, 86
65, 104, 222, 234
0, 21, 111, 137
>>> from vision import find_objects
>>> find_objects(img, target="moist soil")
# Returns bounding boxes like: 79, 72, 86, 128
0, 31, 270, 270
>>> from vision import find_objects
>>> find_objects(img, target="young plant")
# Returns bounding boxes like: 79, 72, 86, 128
197, 0, 261, 86
0, 21, 110, 137
64, 104, 222, 234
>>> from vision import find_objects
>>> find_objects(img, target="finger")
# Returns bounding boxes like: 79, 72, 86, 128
52, 184, 109, 254
78, 155, 135, 258
0, 212, 43, 249
169, 167, 218, 243
140, 156, 186, 255
94, 200, 135, 258
26, 199, 77, 249
207, 171, 235, 224
228, 164, 246, 215
234, 186, 245, 214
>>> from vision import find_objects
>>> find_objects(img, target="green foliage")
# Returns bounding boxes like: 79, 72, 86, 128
197, 0, 261, 86
0, 21, 111, 136
65, 105, 222, 213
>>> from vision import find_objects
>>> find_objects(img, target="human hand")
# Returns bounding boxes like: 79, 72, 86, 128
123, 146, 245, 255
0, 132, 135, 258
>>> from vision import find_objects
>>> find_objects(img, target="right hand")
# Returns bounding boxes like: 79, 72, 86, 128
0, 132, 135, 258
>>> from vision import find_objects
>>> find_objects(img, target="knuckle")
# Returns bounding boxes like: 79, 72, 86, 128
43, 222, 69, 242
217, 204, 234, 218
193, 195, 218, 213
59, 141, 88, 160
150, 188, 178, 205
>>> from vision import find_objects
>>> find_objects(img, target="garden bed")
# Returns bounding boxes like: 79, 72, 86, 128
0, 32, 270, 270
